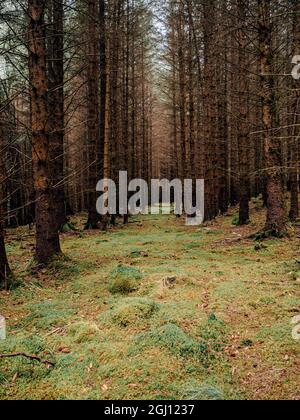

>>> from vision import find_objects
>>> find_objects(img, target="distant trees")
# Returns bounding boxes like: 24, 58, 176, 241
24, 0, 154, 259
0, 0, 299, 282
162, 0, 298, 234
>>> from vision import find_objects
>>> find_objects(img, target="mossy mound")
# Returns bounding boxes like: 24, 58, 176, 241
182, 384, 224, 400
148, 323, 198, 357
108, 265, 143, 295
135, 316, 228, 364
68, 321, 101, 343
111, 298, 158, 327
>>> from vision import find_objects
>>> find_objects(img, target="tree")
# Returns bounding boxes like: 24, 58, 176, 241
0, 113, 11, 289
48, 0, 67, 231
289, 0, 300, 221
86, 0, 100, 229
258, 0, 287, 235
28, 0, 61, 263
237, 0, 250, 225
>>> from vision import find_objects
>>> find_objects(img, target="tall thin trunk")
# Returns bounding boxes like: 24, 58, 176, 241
290, 0, 300, 221
177, 1, 187, 181
48, 0, 66, 231
86, 0, 100, 229
123, 0, 130, 224
238, 0, 250, 225
28, 0, 61, 263
203, 0, 217, 220
188, 13, 196, 182
258, 0, 287, 235
110, 0, 121, 225
131, 0, 137, 180
229, 34, 240, 207
0, 117, 11, 289
99, 0, 110, 230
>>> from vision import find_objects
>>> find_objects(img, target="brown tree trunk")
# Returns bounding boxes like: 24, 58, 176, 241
0, 118, 12, 289
48, 0, 66, 231
258, 0, 287, 235
110, 0, 122, 226
169, 8, 180, 182
188, 12, 196, 183
28, 0, 61, 264
86, 0, 100, 229
98, 0, 110, 230
177, 1, 187, 182
123, 0, 130, 224
203, 0, 217, 220
237, 0, 250, 225
290, 0, 300, 221
229, 41, 240, 207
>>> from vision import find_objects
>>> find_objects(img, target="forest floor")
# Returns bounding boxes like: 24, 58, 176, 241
0, 200, 299, 400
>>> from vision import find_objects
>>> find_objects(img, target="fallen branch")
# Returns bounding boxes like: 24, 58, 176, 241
0, 353, 55, 367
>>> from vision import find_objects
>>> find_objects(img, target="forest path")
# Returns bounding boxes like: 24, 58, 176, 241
0, 204, 299, 400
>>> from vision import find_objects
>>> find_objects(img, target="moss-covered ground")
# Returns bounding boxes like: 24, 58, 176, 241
0, 202, 299, 400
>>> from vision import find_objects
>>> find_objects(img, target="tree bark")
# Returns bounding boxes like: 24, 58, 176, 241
0, 118, 11, 289
237, 0, 250, 225
203, 0, 217, 220
258, 0, 287, 235
290, 0, 300, 221
28, 0, 61, 264
48, 0, 66, 231
86, 0, 100, 229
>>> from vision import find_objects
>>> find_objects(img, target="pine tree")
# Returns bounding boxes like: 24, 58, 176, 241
28, 0, 61, 263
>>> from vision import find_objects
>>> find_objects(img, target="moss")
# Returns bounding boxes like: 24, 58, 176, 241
232, 215, 240, 226
145, 323, 199, 358
134, 316, 228, 367
182, 383, 224, 400
1, 210, 300, 400
23, 301, 76, 329
108, 265, 143, 295
198, 316, 228, 365
111, 298, 158, 327
68, 321, 101, 343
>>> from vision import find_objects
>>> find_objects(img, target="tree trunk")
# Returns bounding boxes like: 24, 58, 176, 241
177, 1, 187, 182
98, 0, 110, 230
290, 0, 300, 221
203, 0, 217, 220
237, 0, 250, 225
86, 0, 100, 229
0, 119, 11, 289
258, 0, 287, 235
28, 0, 61, 264
48, 0, 66, 231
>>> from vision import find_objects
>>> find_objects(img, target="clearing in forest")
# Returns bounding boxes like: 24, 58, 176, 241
0, 203, 299, 400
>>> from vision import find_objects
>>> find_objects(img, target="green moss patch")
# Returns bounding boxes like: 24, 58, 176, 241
108, 265, 143, 295
111, 298, 159, 327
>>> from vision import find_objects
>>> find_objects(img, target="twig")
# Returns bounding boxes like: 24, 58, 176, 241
45, 327, 65, 337
0, 353, 55, 367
